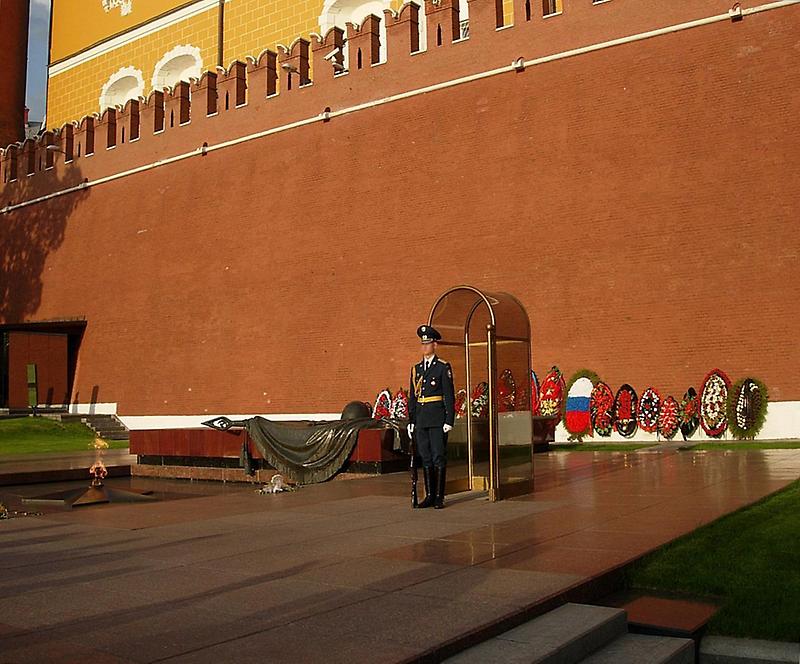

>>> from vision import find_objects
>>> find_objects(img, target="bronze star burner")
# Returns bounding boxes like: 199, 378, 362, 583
23, 438, 155, 508
23, 470, 156, 508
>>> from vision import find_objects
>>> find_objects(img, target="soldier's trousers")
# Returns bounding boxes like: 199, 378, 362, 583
416, 426, 447, 468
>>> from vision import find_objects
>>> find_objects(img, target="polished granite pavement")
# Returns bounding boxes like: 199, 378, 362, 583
0, 448, 798, 663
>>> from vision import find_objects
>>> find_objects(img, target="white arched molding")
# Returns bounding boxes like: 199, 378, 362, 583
319, 0, 414, 63
99, 66, 145, 112
151, 44, 203, 90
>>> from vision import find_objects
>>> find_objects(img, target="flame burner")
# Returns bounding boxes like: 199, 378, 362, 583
22, 481, 156, 508
23, 458, 153, 508
90, 460, 108, 486
23, 436, 155, 508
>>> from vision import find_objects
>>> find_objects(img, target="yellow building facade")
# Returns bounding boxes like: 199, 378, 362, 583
47, 0, 523, 130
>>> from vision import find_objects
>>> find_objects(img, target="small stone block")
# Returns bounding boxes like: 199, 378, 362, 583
623, 596, 718, 636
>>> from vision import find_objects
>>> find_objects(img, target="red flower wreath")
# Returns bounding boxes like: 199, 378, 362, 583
657, 396, 680, 439
454, 389, 468, 418
539, 366, 566, 421
590, 382, 614, 437
372, 389, 392, 419
638, 387, 661, 433
499, 369, 517, 413
613, 384, 638, 438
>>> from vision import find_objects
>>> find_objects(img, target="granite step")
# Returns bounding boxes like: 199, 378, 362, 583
80, 415, 130, 441
92, 432, 129, 441
582, 632, 694, 664
90, 425, 128, 432
445, 603, 628, 664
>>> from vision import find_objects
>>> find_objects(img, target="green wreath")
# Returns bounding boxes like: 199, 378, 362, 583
726, 377, 768, 440
564, 369, 600, 442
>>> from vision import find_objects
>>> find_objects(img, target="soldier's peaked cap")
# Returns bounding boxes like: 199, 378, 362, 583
417, 325, 441, 343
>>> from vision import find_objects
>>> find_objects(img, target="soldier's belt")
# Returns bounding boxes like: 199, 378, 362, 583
419, 396, 443, 403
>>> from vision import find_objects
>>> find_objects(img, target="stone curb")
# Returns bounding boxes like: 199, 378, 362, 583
700, 636, 800, 664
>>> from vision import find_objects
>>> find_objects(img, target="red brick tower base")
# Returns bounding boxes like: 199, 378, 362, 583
0, 0, 30, 148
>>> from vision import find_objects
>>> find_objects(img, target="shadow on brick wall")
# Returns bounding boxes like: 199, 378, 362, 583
0, 164, 88, 323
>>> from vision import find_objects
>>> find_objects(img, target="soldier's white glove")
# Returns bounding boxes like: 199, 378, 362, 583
443, 424, 453, 433
407, 423, 415, 436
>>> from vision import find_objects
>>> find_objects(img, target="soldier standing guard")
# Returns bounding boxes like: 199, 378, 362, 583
407, 325, 455, 509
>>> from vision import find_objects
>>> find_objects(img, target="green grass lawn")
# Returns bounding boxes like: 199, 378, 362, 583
552, 443, 656, 452
683, 440, 800, 451
0, 417, 128, 456
626, 479, 800, 642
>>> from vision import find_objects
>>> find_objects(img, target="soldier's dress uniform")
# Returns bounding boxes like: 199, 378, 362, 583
408, 325, 455, 509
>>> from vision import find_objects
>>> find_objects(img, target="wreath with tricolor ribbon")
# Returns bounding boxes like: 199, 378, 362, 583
564, 369, 599, 442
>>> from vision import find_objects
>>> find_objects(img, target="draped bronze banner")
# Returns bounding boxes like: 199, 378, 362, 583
243, 416, 403, 484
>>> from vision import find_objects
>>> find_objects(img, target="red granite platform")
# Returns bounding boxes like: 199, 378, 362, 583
130, 426, 405, 480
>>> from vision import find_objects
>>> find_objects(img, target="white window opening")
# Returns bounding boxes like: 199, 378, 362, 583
152, 45, 203, 90
99, 67, 144, 112
458, 0, 469, 39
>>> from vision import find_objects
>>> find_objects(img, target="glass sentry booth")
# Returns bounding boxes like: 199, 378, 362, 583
428, 286, 534, 501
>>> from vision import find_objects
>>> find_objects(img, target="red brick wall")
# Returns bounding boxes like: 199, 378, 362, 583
0, 0, 29, 148
7, 332, 69, 408
1, 1, 799, 415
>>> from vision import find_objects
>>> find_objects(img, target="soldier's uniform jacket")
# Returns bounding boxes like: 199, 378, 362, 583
408, 356, 456, 429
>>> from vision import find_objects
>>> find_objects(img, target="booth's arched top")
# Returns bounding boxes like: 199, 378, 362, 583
427, 285, 530, 344
428, 285, 497, 327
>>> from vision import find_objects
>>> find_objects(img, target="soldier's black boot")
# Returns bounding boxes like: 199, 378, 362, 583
433, 465, 447, 509
417, 466, 435, 508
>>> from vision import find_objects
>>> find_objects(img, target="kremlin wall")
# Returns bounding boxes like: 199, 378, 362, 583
1, 0, 800, 440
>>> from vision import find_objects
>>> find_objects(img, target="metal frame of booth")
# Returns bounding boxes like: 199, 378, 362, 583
428, 285, 534, 501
